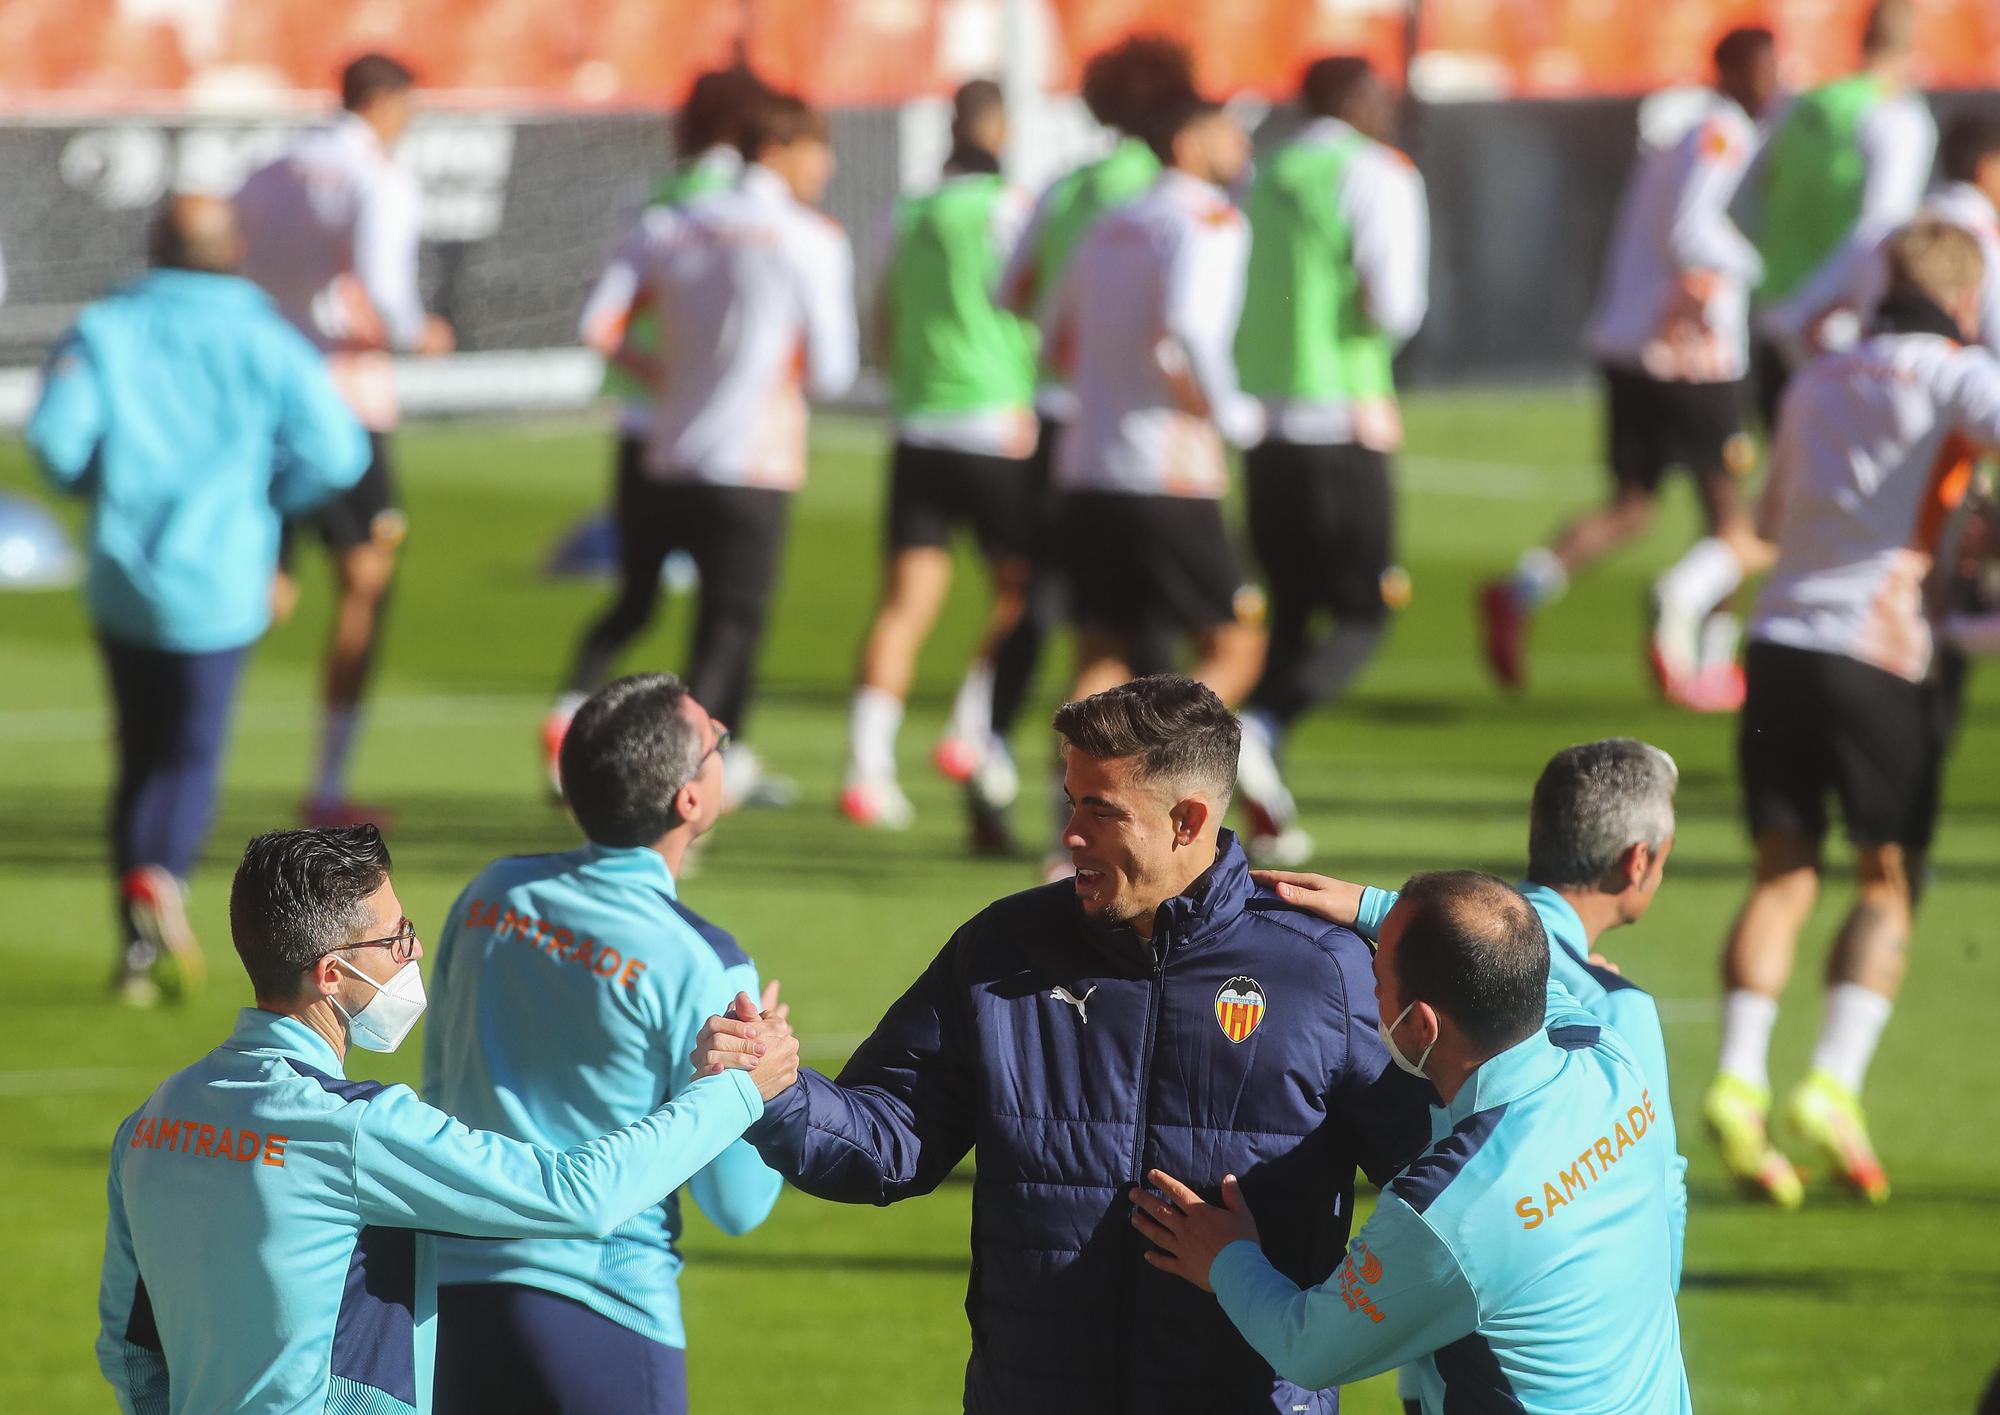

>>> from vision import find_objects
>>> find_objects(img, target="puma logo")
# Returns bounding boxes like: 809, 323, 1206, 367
1049, 985, 1097, 1023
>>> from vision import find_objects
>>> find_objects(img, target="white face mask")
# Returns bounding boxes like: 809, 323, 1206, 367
1379, 1000, 1436, 1079
329, 953, 427, 1053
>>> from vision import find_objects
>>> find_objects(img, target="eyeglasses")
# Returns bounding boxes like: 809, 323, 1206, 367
697, 725, 732, 768
330, 919, 420, 966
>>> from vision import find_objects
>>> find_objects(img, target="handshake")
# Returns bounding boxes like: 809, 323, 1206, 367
692, 980, 800, 1102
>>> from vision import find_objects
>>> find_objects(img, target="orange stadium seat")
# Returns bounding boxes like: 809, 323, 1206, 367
581, 0, 741, 106
747, 0, 945, 107
0, 0, 116, 98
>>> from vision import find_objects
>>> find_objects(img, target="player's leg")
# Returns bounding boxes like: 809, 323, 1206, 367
682, 485, 794, 809
981, 415, 1066, 750
1786, 653, 1936, 1203
304, 439, 405, 825
1648, 381, 1761, 706
550, 445, 674, 789
1239, 440, 1319, 749
1707, 640, 1825, 1206
952, 449, 1040, 851
435, 1282, 689, 1415
1481, 366, 1661, 688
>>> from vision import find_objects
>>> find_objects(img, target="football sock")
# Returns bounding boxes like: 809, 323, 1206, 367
1655, 537, 1743, 621
1717, 989, 1780, 1092
1810, 982, 1893, 1095
949, 660, 994, 746
551, 690, 588, 719
848, 686, 903, 784
313, 707, 361, 806
1509, 548, 1567, 613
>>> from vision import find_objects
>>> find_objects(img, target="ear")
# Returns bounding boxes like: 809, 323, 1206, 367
308, 952, 344, 1000
1616, 840, 1651, 892
673, 777, 703, 826
1410, 999, 1444, 1052
1169, 796, 1211, 846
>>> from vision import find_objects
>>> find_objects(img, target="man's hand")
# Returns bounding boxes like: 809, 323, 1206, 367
418, 314, 456, 357
1587, 952, 1623, 977
1251, 871, 1364, 928
693, 992, 799, 1102
1128, 1169, 1260, 1293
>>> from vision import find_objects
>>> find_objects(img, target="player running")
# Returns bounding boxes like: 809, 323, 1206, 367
1648, 113, 2000, 672
937, 37, 1197, 841
1041, 96, 1288, 866
1705, 221, 2000, 1207
841, 81, 1037, 833
557, 94, 856, 809
235, 54, 456, 827
1480, 27, 1777, 700
1233, 55, 1429, 863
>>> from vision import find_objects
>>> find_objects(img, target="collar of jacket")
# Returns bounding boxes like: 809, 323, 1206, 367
1146, 829, 1255, 953
127, 269, 272, 307
573, 840, 680, 898
1444, 1023, 1566, 1125
219, 1006, 346, 1078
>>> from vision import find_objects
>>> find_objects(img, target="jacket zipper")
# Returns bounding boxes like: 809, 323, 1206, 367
1122, 930, 1170, 1411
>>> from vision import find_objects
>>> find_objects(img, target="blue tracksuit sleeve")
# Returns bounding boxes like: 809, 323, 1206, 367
351, 1070, 763, 1238
1354, 886, 1398, 942
97, 1113, 168, 1415
1600, 987, 1687, 1291
1209, 1191, 1479, 1390
268, 331, 369, 516
748, 932, 977, 1204
686, 959, 784, 1237
27, 330, 106, 492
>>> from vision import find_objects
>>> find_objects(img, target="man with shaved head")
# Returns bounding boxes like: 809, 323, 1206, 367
27, 193, 370, 1004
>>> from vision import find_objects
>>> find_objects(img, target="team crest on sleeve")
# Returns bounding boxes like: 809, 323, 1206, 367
1214, 976, 1266, 1043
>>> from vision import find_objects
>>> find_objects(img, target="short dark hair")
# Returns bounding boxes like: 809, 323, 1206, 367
1713, 25, 1775, 74
742, 91, 829, 160
560, 673, 703, 847
676, 66, 768, 158
231, 827, 393, 1000
1080, 34, 1196, 135
1526, 739, 1679, 888
1299, 55, 1378, 121
1392, 870, 1549, 1052
341, 53, 415, 113
1052, 674, 1238, 803
1143, 95, 1225, 166
1942, 113, 2000, 186
952, 78, 1005, 139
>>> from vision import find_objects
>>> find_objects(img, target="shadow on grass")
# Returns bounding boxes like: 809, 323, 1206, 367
1683, 1267, 2000, 1298
681, 1248, 969, 1276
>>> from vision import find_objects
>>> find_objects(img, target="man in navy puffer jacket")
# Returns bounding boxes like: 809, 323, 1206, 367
702, 675, 1432, 1412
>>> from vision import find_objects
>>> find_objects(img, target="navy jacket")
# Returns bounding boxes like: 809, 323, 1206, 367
750, 833, 1432, 1413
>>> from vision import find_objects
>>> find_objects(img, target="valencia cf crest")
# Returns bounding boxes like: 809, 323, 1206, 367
1214, 976, 1266, 1044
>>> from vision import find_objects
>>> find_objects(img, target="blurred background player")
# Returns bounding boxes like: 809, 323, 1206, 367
945, 36, 1199, 839
1705, 221, 2000, 1208
1750, 0, 1934, 422
1232, 54, 1430, 865
1041, 96, 1288, 869
26, 196, 369, 1005
554, 94, 856, 811
1481, 26, 1777, 702
428, 674, 781, 1415
1648, 112, 2000, 659
841, 80, 1037, 836
548, 65, 769, 797
235, 53, 457, 828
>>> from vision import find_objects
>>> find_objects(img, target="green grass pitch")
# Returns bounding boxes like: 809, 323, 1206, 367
2, 389, 1996, 1411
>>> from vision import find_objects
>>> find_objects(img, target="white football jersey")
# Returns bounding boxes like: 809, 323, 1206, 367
235, 115, 426, 430
1826, 184, 2000, 358
584, 165, 857, 489
1046, 171, 1261, 498
1752, 330, 2000, 680
1587, 93, 1762, 383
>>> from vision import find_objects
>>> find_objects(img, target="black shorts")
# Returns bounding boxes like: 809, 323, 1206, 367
885, 441, 1036, 559
1245, 440, 1398, 621
292, 433, 402, 554
1750, 333, 1797, 435
1060, 492, 1248, 639
1601, 365, 1751, 495
617, 476, 791, 616
1738, 640, 1947, 850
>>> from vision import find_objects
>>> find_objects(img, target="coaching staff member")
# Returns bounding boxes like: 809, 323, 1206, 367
699, 675, 1431, 1413
97, 826, 795, 1415
1137, 873, 1691, 1413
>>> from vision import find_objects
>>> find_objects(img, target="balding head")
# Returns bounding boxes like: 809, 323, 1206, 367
151, 195, 244, 275
1384, 870, 1549, 1053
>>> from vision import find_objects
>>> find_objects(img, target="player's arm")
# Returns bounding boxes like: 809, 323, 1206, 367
682, 960, 785, 1237
1598, 986, 1687, 1291
26, 329, 106, 493
1667, 119, 1763, 288
1753, 386, 1807, 541
97, 1116, 169, 1414
799, 223, 860, 401
580, 214, 662, 385
1166, 212, 1263, 447
1191, 1181, 1479, 1389
349, 1064, 772, 1238
354, 172, 443, 353
269, 329, 372, 514
742, 929, 977, 1205
994, 182, 1057, 316
1347, 149, 1430, 344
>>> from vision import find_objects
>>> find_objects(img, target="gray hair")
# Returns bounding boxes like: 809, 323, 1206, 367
1526, 739, 1679, 888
